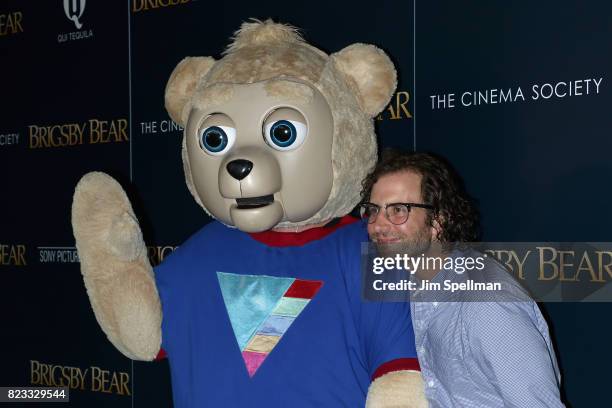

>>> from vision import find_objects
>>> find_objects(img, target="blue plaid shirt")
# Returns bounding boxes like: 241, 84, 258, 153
410, 251, 564, 407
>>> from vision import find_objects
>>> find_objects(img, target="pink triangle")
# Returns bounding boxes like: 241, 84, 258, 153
242, 351, 268, 377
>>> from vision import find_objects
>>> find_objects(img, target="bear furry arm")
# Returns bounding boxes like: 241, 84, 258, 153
366, 370, 428, 408
72, 172, 162, 361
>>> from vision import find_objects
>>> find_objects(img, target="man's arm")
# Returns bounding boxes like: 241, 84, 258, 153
464, 301, 564, 407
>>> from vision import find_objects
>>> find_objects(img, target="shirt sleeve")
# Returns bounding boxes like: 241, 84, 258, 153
360, 300, 420, 379
342, 222, 419, 379
464, 301, 564, 407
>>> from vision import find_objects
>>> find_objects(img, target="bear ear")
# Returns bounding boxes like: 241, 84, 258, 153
165, 56, 216, 126
331, 44, 397, 117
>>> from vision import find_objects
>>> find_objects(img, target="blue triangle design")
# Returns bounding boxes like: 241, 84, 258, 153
217, 272, 294, 350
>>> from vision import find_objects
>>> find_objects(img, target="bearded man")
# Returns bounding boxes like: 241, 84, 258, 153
360, 149, 565, 408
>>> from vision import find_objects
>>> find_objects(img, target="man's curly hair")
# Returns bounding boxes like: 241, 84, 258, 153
361, 149, 481, 243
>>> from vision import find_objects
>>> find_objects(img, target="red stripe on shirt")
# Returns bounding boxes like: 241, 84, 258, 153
248, 215, 359, 247
155, 348, 167, 360
284, 279, 323, 299
372, 358, 421, 381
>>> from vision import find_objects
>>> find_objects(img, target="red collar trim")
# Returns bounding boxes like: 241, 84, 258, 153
248, 215, 359, 247
372, 358, 421, 380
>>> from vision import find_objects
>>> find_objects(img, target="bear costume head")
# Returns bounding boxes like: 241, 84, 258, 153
165, 19, 397, 232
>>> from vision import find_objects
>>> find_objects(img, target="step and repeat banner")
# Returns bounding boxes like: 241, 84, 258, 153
1, 1, 609, 406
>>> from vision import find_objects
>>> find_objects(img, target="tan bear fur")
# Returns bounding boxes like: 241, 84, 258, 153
367, 371, 428, 408
165, 56, 216, 125
72, 172, 161, 360
332, 43, 398, 117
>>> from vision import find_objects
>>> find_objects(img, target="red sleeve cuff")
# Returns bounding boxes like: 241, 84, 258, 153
372, 357, 420, 381
155, 348, 168, 360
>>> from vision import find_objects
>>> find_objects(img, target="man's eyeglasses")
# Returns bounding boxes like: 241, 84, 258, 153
359, 202, 434, 225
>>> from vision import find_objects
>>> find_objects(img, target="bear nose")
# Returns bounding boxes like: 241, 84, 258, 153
226, 159, 253, 180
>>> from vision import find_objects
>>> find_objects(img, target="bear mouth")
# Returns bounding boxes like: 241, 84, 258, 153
235, 195, 274, 209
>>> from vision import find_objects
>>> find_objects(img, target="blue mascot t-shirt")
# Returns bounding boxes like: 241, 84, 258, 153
155, 217, 418, 407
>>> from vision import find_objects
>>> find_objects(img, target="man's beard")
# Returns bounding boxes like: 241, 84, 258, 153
372, 226, 432, 258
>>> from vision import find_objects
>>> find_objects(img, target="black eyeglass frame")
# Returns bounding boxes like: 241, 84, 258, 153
359, 202, 435, 225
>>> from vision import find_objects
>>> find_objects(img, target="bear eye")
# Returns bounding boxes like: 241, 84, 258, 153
198, 125, 236, 156
264, 120, 307, 150
263, 108, 308, 151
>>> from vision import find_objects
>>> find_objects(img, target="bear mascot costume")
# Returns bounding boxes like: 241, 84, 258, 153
72, 19, 427, 407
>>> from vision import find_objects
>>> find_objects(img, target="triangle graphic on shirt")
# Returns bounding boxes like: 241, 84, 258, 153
217, 272, 323, 377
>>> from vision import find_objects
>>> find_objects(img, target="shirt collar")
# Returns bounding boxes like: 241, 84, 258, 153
247, 215, 359, 247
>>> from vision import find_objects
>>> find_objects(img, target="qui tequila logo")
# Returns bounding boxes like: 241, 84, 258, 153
63, 0, 86, 29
